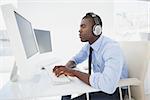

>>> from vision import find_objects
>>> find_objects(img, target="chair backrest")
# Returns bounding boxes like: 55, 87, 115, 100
119, 41, 150, 100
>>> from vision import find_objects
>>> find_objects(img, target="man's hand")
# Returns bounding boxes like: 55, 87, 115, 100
53, 65, 75, 77
53, 65, 90, 85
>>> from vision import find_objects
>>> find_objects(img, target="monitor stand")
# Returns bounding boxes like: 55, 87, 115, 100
10, 62, 19, 82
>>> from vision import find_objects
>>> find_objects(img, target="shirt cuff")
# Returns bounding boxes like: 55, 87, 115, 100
70, 57, 78, 65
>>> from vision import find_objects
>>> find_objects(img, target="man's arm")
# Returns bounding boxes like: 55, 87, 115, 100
53, 60, 90, 85
53, 66, 90, 85
53, 44, 89, 84
73, 70, 90, 85
66, 61, 90, 85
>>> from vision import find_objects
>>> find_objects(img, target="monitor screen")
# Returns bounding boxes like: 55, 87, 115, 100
34, 29, 52, 53
14, 11, 38, 59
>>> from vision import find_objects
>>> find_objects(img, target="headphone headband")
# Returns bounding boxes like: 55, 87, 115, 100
86, 12, 100, 25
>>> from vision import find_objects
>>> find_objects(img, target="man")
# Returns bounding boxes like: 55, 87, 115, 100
53, 12, 128, 100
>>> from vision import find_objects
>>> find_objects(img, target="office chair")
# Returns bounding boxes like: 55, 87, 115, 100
117, 41, 150, 100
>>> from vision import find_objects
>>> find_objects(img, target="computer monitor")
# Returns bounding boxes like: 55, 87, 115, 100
1, 4, 40, 80
34, 29, 52, 54
14, 12, 39, 59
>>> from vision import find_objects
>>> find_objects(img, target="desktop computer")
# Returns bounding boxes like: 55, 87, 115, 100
1, 4, 71, 84
1, 4, 40, 80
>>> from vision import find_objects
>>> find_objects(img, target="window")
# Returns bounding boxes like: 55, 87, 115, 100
0, 0, 18, 30
0, 0, 17, 56
113, 0, 149, 41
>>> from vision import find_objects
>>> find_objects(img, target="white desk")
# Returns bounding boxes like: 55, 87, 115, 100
0, 71, 98, 100
0, 54, 99, 100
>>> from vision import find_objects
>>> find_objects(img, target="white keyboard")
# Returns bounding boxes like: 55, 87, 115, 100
50, 72, 71, 85
43, 67, 71, 85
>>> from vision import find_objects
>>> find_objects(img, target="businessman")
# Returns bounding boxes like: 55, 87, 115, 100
53, 12, 128, 100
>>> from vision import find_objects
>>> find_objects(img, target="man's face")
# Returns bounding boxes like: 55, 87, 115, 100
79, 18, 93, 42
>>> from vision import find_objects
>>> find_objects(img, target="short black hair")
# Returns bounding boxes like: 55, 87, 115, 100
82, 12, 102, 27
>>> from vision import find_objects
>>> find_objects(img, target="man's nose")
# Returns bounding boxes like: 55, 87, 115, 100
79, 28, 81, 33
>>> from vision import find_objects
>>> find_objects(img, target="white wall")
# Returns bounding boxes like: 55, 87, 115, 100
17, 1, 114, 59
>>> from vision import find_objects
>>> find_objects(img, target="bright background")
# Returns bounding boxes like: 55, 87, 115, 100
0, 0, 150, 96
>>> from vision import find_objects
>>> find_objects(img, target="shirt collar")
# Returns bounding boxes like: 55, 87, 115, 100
90, 35, 104, 52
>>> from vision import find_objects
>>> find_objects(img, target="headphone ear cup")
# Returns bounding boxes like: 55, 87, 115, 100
93, 25, 102, 36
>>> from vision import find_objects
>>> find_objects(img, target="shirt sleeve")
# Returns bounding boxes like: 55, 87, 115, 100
89, 43, 124, 94
71, 44, 89, 65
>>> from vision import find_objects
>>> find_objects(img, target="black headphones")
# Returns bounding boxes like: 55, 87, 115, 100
86, 12, 102, 36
